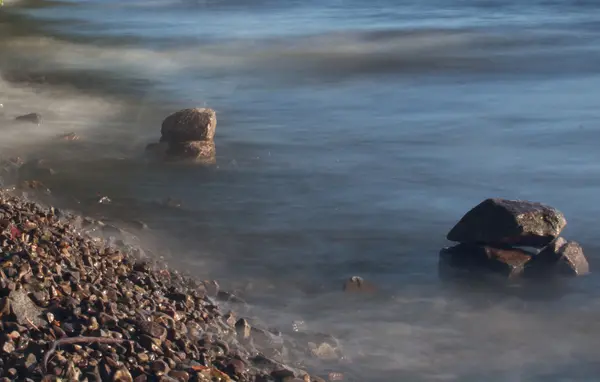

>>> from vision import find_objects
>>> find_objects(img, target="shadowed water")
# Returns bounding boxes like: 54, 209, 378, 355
2, 0, 600, 380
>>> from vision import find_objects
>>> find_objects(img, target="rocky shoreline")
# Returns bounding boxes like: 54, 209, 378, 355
0, 189, 330, 382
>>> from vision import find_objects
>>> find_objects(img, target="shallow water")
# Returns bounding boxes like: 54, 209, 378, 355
2, 0, 600, 380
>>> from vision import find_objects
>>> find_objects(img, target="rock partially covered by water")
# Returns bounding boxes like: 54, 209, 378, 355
342, 276, 376, 293
15, 113, 42, 125
439, 244, 533, 279
447, 198, 566, 248
160, 108, 217, 143
166, 141, 216, 163
526, 238, 589, 277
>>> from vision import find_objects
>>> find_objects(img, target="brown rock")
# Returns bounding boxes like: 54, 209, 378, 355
439, 243, 533, 279
342, 276, 376, 293
166, 141, 216, 163
167, 370, 190, 382
160, 108, 217, 143
447, 198, 566, 247
526, 238, 589, 277
235, 318, 251, 340
139, 321, 168, 341
113, 367, 133, 382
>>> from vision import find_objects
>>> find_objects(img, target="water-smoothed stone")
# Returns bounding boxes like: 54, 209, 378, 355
160, 108, 217, 143
447, 198, 566, 247
526, 238, 589, 277
166, 141, 216, 163
15, 113, 41, 125
439, 243, 534, 279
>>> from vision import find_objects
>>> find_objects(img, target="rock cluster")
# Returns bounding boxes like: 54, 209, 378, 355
440, 198, 589, 280
146, 108, 217, 164
0, 189, 333, 381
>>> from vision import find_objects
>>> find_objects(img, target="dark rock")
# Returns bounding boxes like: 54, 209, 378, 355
166, 141, 216, 163
139, 321, 168, 341
526, 238, 589, 277
160, 108, 217, 143
271, 367, 297, 380
447, 198, 566, 247
439, 243, 533, 279
15, 113, 41, 125
151, 359, 170, 376
235, 318, 251, 340
342, 276, 376, 293
167, 370, 190, 382
226, 359, 246, 376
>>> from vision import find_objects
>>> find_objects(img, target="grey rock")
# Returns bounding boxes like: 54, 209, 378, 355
447, 198, 566, 247
342, 276, 376, 293
9, 289, 45, 327
15, 113, 41, 125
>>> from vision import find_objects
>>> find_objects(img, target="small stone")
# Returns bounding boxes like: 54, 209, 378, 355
151, 359, 170, 376
235, 318, 251, 340
1, 341, 14, 354
139, 321, 168, 341
113, 367, 133, 382
167, 370, 190, 382
24, 353, 37, 370
226, 359, 246, 376
342, 276, 376, 293
0, 297, 10, 317
160, 108, 217, 143
15, 113, 42, 125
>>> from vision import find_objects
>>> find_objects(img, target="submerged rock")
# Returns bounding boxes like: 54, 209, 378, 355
439, 243, 533, 279
526, 238, 589, 277
160, 108, 217, 143
166, 141, 216, 163
342, 276, 376, 293
447, 198, 566, 248
15, 113, 42, 125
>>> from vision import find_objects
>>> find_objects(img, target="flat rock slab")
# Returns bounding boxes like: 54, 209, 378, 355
526, 238, 589, 277
9, 289, 45, 327
160, 108, 217, 143
15, 113, 42, 125
439, 243, 534, 279
447, 198, 566, 248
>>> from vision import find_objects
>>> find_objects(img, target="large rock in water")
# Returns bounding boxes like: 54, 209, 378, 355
439, 243, 533, 279
526, 237, 589, 277
447, 198, 566, 248
160, 108, 217, 143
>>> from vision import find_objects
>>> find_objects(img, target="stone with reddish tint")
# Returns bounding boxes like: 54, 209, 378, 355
526, 238, 589, 277
439, 243, 533, 278
447, 198, 566, 248
160, 108, 217, 143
